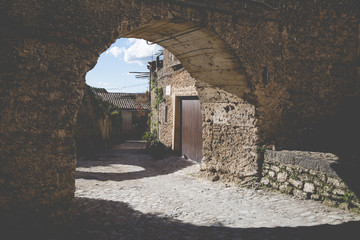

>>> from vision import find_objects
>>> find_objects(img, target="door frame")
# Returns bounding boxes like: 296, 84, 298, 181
176, 96, 202, 161
173, 96, 200, 153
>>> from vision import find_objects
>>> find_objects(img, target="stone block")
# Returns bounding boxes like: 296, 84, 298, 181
319, 190, 331, 198
268, 171, 276, 178
327, 177, 340, 187
289, 178, 303, 189
323, 199, 338, 208
320, 174, 327, 182
310, 194, 320, 201
299, 174, 312, 182
263, 150, 340, 178
313, 178, 324, 187
333, 188, 345, 196
212, 175, 220, 182
260, 177, 270, 186
338, 202, 350, 210
330, 195, 343, 202
270, 181, 279, 189
293, 189, 308, 200
279, 184, 293, 194
270, 165, 280, 172
338, 181, 347, 189
277, 172, 288, 183
303, 183, 315, 193
324, 185, 334, 192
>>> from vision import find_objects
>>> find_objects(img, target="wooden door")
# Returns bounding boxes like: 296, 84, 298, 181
181, 98, 203, 162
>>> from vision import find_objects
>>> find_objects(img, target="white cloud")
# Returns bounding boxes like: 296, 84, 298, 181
106, 39, 162, 66
123, 39, 162, 65
105, 46, 125, 58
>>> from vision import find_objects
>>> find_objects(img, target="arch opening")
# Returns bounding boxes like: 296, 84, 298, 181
2, 0, 359, 231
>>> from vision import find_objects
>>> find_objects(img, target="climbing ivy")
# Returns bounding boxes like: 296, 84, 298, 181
150, 72, 158, 90
154, 87, 165, 110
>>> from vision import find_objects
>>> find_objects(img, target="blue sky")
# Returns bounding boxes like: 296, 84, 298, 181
86, 38, 163, 93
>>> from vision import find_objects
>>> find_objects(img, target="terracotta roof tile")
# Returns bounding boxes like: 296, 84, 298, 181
94, 92, 150, 110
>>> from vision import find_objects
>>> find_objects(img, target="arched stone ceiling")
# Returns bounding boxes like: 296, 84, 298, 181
125, 20, 250, 97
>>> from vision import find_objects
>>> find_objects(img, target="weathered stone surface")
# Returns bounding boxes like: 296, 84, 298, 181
333, 189, 345, 196
279, 183, 293, 194
327, 177, 341, 188
293, 189, 309, 200
261, 156, 360, 210
268, 171, 276, 178
198, 83, 259, 180
270, 181, 280, 190
299, 174, 312, 182
153, 49, 259, 181
310, 194, 321, 201
277, 172, 288, 183
320, 190, 331, 198
0, 0, 359, 229
264, 150, 340, 177
304, 183, 316, 194
289, 179, 304, 189
153, 52, 198, 149
270, 165, 280, 173
260, 177, 270, 186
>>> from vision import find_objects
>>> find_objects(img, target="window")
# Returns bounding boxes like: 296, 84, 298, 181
164, 105, 168, 123
262, 66, 269, 85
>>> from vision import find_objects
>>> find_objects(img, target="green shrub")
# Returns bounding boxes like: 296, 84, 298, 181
142, 129, 172, 159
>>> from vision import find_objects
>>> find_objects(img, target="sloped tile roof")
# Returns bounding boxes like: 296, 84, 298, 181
95, 92, 150, 110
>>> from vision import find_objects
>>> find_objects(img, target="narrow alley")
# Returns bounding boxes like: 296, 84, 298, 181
69, 141, 360, 239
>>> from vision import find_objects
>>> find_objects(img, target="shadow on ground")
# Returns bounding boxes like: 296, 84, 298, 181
7, 197, 360, 240
76, 143, 194, 182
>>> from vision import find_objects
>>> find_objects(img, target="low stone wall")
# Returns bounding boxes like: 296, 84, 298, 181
261, 150, 360, 211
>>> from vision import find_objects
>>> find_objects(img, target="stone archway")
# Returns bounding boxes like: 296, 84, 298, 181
0, 0, 253, 228
1, 0, 359, 229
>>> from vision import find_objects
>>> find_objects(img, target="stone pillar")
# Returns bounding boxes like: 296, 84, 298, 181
196, 81, 259, 182
0, 38, 85, 229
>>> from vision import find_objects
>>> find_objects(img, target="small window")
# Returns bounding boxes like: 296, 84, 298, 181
164, 105, 168, 123
262, 66, 269, 85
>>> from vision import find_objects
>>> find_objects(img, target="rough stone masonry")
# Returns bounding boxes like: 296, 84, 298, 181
0, 0, 359, 228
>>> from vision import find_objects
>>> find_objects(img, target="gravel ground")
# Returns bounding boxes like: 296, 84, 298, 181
69, 141, 360, 240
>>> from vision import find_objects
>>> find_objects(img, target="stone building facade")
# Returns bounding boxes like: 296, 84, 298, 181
150, 50, 198, 150
95, 92, 150, 140
151, 49, 259, 181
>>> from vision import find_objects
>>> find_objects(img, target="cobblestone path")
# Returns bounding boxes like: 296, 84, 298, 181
71, 141, 360, 240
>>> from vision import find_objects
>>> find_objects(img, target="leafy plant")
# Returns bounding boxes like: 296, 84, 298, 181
154, 87, 165, 110
343, 192, 356, 203
142, 129, 159, 147
142, 129, 172, 159
151, 72, 158, 90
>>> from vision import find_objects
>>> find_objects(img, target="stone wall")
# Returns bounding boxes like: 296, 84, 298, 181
261, 150, 360, 211
151, 50, 198, 149
197, 82, 259, 181
213, 0, 360, 155
74, 86, 112, 156
1, 0, 359, 229
153, 50, 259, 181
